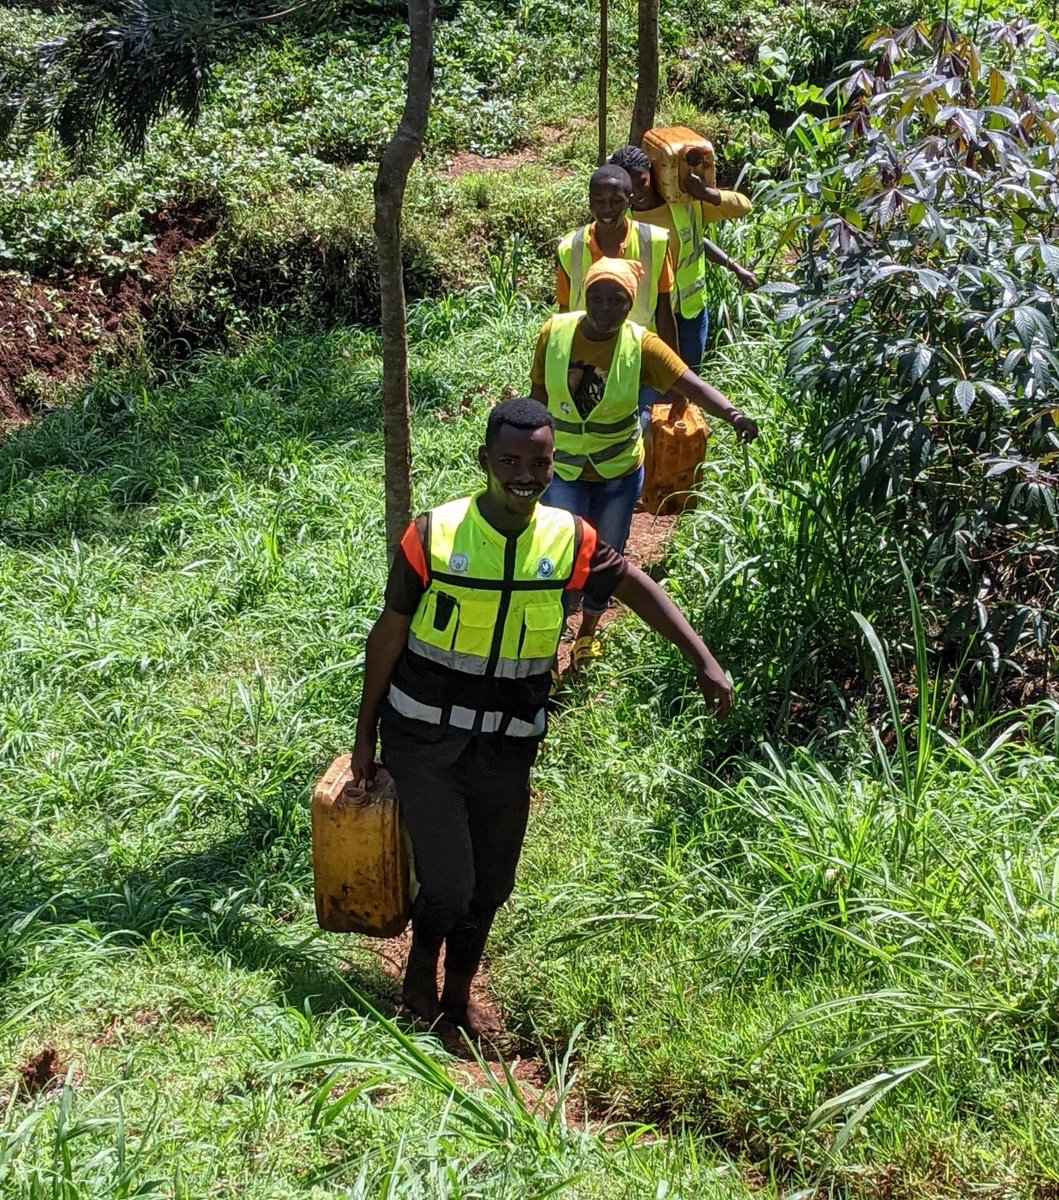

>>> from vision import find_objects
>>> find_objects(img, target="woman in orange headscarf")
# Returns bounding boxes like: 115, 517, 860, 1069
530, 257, 758, 669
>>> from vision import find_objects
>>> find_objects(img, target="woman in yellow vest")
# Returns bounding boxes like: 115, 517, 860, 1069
530, 257, 759, 669
350, 397, 737, 1038
556, 164, 678, 353
609, 144, 759, 375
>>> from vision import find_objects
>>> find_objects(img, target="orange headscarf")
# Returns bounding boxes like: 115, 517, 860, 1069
584, 256, 642, 303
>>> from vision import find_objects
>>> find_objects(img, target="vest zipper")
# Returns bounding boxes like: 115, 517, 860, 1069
474, 534, 518, 735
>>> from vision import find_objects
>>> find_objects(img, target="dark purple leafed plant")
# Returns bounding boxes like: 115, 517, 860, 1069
767, 16, 1059, 700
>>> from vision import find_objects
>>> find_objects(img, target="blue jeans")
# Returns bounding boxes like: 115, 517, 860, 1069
639, 307, 712, 430
544, 465, 645, 616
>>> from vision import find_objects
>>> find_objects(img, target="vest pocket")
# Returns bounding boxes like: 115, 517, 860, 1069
453, 598, 499, 657
519, 601, 563, 659
423, 589, 458, 649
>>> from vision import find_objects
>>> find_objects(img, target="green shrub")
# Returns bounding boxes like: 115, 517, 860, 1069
762, 16, 1059, 698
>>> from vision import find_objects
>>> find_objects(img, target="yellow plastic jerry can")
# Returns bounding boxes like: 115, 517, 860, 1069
641, 402, 711, 515
642, 126, 717, 202
311, 756, 413, 937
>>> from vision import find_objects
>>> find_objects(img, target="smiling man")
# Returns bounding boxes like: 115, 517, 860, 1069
350, 396, 735, 1038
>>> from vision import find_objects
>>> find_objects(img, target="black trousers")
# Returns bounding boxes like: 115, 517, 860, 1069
380, 707, 538, 975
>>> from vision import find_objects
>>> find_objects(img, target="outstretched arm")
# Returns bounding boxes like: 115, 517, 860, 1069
703, 237, 759, 291
668, 370, 759, 442
613, 564, 733, 720
351, 607, 412, 784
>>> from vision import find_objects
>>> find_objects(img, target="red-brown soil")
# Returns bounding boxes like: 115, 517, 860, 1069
16, 1044, 67, 1098
442, 126, 576, 178
0, 202, 217, 428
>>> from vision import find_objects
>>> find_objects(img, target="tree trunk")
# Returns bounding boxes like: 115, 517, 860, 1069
374, 0, 435, 559
629, 0, 659, 147
597, 0, 608, 165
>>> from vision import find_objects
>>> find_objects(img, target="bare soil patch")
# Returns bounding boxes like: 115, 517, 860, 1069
0, 202, 217, 429
16, 1044, 68, 1098
442, 126, 573, 178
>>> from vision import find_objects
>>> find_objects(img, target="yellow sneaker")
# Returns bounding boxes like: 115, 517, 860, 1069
571, 635, 603, 671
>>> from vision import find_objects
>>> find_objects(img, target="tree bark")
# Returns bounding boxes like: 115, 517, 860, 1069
597, 0, 608, 165
374, 0, 435, 559
629, 0, 659, 147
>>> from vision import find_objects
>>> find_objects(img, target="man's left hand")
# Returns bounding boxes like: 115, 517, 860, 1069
696, 659, 733, 722
733, 265, 760, 291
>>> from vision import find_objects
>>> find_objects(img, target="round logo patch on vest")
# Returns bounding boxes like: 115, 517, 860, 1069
537, 557, 555, 579
449, 553, 469, 573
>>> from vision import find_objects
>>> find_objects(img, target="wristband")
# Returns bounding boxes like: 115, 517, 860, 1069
728, 409, 742, 425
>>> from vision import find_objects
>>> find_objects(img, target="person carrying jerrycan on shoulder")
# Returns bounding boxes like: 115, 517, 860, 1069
609, 143, 759, 386
531, 256, 759, 671
349, 397, 737, 1040
557, 163, 679, 354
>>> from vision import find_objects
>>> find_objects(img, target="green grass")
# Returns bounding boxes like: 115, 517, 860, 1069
3, 0, 1059, 1191
1, 294, 1058, 1196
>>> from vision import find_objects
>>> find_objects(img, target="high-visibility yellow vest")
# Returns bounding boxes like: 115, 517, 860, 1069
543, 312, 645, 482
668, 202, 708, 318
558, 220, 671, 329
387, 496, 577, 737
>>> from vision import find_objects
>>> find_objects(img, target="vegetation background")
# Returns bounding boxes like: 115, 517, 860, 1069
1, 0, 1057, 1195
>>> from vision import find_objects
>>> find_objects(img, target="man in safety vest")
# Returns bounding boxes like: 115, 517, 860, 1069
530, 256, 759, 670
608, 144, 759, 374
350, 396, 735, 1038
557, 164, 679, 354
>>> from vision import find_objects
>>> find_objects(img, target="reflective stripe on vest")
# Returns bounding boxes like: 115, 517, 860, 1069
670, 202, 707, 318
558, 221, 670, 329
390, 496, 576, 735
388, 685, 547, 738
407, 628, 555, 679
543, 312, 645, 482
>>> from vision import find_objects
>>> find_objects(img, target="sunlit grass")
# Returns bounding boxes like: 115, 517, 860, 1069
3, 301, 1059, 1196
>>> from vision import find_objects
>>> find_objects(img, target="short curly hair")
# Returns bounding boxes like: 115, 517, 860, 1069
486, 397, 555, 446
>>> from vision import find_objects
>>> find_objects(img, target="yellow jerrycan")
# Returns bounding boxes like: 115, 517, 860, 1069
640, 402, 711, 515
642, 126, 717, 202
312, 756, 413, 937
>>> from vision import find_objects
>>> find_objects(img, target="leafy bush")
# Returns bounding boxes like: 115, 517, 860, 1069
765, 16, 1059, 699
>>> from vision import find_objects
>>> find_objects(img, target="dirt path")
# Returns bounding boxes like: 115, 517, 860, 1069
369, 927, 617, 1127
556, 509, 677, 675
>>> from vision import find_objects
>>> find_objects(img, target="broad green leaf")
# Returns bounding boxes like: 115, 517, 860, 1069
955, 379, 975, 414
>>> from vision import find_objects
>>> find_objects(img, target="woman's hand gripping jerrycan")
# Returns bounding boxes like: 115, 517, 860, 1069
640, 402, 711, 516
312, 756, 416, 937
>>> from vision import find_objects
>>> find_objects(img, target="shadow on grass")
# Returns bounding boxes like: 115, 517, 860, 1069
0, 329, 386, 550
0, 795, 398, 1019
